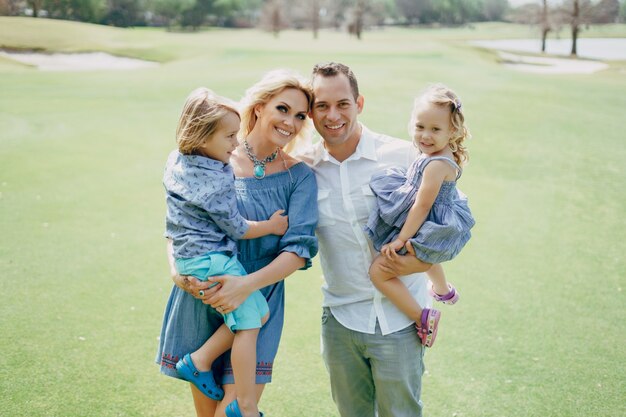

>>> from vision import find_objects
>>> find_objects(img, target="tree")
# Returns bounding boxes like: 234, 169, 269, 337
1, 0, 24, 15
179, 0, 218, 30
148, 0, 194, 27
312, 0, 319, 38
590, 0, 620, 23
554, 0, 593, 56
541, 0, 551, 53
102, 0, 144, 26
27, 0, 41, 16
43, 0, 106, 23
352, 0, 365, 39
483, 0, 509, 21
394, 0, 430, 24
259, 0, 282, 36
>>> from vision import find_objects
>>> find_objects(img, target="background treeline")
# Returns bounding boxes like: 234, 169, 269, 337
0, 0, 624, 30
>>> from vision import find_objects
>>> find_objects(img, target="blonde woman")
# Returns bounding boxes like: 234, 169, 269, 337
157, 70, 318, 417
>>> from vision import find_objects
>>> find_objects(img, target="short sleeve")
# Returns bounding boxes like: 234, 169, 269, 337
278, 165, 319, 270
195, 173, 249, 240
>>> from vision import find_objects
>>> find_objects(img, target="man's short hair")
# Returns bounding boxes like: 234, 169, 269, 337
311, 62, 360, 100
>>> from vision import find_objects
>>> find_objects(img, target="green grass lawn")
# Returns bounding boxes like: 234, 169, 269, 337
1, 17, 625, 417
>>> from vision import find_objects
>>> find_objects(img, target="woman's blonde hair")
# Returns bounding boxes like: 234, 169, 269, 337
409, 83, 471, 167
176, 88, 240, 155
239, 69, 314, 155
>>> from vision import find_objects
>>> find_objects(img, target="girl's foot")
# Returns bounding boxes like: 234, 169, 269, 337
415, 308, 440, 347
429, 282, 460, 305
175, 353, 224, 400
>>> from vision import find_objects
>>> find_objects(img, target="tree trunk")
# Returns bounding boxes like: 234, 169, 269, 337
272, 6, 280, 38
355, 0, 364, 40
571, 0, 580, 56
312, 0, 319, 39
541, 0, 550, 53
30, 0, 40, 17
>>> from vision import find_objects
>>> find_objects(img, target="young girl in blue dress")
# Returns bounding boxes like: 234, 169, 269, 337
365, 84, 475, 348
162, 88, 289, 417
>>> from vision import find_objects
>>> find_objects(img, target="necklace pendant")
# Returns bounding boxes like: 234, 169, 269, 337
253, 164, 266, 179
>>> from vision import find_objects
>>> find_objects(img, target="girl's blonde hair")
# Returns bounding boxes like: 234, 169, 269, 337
239, 69, 314, 155
409, 83, 471, 167
176, 88, 240, 155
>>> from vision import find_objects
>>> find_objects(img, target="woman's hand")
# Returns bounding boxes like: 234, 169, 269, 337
206, 275, 253, 314
172, 274, 221, 303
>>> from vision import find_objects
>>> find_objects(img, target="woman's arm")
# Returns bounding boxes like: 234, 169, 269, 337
207, 165, 318, 313
206, 252, 305, 312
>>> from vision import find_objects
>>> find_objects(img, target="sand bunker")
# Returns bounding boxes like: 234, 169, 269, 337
0, 50, 158, 71
497, 51, 608, 74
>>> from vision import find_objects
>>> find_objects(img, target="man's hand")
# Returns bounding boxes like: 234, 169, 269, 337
377, 242, 430, 276
381, 238, 406, 259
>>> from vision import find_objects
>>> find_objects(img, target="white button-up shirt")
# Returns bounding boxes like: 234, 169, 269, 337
299, 125, 430, 336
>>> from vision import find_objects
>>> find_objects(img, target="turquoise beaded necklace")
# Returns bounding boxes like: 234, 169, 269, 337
243, 139, 279, 179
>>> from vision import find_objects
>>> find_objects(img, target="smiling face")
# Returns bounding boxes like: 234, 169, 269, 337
254, 87, 309, 149
310, 73, 363, 150
197, 110, 240, 163
411, 101, 454, 156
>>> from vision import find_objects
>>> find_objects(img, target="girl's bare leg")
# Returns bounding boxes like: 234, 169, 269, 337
369, 255, 432, 323
190, 384, 218, 417
426, 263, 449, 296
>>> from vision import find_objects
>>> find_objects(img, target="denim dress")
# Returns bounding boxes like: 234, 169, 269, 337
365, 155, 474, 264
156, 162, 319, 385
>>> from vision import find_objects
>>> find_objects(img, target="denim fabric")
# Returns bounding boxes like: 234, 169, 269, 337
157, 162, 319, 384
164, 150, 249, 258
221, 162, 319, 384
321, 308, 424, 417
365, 155, 475, 264
175, 253, 269, 331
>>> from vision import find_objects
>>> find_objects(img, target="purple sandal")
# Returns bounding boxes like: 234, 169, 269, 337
429, 283, 460, 305
415, 308, 440, 347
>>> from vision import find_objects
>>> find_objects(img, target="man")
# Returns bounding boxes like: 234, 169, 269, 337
298, 62, 431, 417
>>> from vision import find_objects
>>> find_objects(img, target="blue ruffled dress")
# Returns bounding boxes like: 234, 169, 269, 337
156, 162, 318, 385
365, 155, 474, 264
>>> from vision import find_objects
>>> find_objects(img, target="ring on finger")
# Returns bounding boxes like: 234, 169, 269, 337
198, 290, 205, 297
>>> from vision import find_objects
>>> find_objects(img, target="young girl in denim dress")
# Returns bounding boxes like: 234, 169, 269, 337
161, 88, 288, 417
365, 84, 475, 348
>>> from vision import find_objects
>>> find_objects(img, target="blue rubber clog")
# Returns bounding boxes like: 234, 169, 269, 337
175, 353, 224, 400
225, 399, 264, 417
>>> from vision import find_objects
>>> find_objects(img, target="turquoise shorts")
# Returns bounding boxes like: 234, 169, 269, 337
175, 252, 269, 331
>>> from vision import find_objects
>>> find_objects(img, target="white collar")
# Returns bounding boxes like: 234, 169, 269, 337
310, 124, 378, 166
